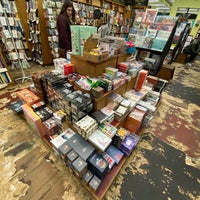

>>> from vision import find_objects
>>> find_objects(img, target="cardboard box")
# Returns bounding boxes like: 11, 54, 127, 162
83, 52, 109, 63
71, 54, 117, 77
22, 104, 45, 137
156, 64, 175, 81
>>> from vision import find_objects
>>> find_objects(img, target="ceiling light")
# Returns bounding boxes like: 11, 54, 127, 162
148, 0, 160, 2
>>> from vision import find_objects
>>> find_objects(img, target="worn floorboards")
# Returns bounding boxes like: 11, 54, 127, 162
0, 59, 199, 200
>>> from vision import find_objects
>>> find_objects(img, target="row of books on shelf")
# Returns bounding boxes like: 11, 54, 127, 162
128, 34, 168, 51
0, 70, 12, 84
0, 56, 12, 84
43, 0, 61, 58
0, 0, 17, 14
25, 0, 37, 10
134, 9, 177, 25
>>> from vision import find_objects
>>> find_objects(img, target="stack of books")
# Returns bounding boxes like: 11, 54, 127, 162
91, 110, 108, 124
88, 129, 112, 152
101, 106, 115, 123
74, 115, 98, 139
112, 128, 130, 148
120, 134, 140, 156
98, 122, 117, 138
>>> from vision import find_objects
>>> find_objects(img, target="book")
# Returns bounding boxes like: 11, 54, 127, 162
155, 15, 177, 24
88, 129, 112, 152
120, 134, 140, 156
137, 50, 151, 61
134, 9, 145, 22
137, 29, 146, 36
9, 99, 24, 113
82, 169, 93, 184
157, 30, 171, 39
72, 157, 88, 177
128, 33, 137, 43
89, 175, 101, 191
142, 37, 154, 49
88, 152, 109, 179
151, 37, 168, 51
129, 27, 137, 34
134, 35, 145, 47
106, 145, 124, 164
102, 153, 115, 170
142, 9, 157, 24
145, 29, 158, 38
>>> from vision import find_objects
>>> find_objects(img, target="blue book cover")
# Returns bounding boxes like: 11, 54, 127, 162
106, 145, 124, 164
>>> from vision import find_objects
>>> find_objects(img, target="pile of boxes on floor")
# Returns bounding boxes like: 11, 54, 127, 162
9, 67, 167, 193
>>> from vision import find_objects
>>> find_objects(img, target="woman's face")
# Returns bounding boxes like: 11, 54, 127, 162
66, 7, 73, 17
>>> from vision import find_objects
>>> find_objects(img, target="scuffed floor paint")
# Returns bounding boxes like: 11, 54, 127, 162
0, 61, 199, 200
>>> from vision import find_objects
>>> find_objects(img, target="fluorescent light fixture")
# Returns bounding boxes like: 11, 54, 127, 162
149, 3, 167, 7
148, 0, 160, 2
177, 8, 188, 12
189, 8, 199, 12
157, 7, 170, 10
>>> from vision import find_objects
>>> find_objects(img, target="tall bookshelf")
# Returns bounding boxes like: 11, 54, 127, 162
15, 0, 53, 65
0, 50, 13, 86
0, 0, 30, 69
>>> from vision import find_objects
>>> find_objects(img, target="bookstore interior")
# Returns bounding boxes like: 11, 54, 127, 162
0, 0, 200, 199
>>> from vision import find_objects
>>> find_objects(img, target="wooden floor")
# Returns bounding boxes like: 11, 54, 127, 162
0, 59, 200, 200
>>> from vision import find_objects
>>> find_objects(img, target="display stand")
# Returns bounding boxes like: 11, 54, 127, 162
3, 8, 31, 83
169, 20, 191, 63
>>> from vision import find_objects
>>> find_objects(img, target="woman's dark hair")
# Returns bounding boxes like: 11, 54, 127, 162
59, 1, 76, 24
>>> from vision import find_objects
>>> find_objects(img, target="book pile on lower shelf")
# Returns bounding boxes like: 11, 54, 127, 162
9, 68, 167, 199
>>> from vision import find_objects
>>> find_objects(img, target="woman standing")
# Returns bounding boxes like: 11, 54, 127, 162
57, 1, 75, 58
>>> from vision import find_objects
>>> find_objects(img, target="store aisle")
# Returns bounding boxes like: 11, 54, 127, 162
0, 60, 199, 200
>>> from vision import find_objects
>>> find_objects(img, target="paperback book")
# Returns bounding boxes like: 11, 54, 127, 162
142, 9, 157, 24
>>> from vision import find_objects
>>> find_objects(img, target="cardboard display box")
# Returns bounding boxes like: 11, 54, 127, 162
71, 54, 117, 77
156, 64, 175, 81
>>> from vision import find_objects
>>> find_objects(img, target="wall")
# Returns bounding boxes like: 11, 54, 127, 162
169, 0, 200, 36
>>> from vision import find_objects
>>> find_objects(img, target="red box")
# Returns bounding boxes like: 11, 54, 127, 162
64, 63, 75, 75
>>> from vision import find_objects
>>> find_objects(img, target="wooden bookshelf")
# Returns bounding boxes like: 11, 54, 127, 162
15, 0, 32, 58
15, 0, 53, 65
38, 0, 53, 65
0, 51, 14, 85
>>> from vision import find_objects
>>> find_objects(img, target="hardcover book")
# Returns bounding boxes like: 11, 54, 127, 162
89, 175, 101, 191
72, 156, 88, 177
67, 133, 95, 160
88, 152, 109, 179
82, 169, 93, 184
88, 129, 112, 152
67, 150, 79, 163
106, 145, 124, 164
120, 134, 140, 156
102, 153, 116, 170
59, 141, 72, 159
91, 110, 108, 124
